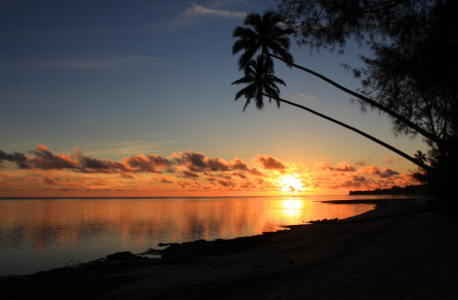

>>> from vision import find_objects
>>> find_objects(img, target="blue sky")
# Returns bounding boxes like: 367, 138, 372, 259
0, 0, 427, 196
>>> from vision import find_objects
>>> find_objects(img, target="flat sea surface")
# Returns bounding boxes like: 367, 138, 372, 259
0, 195, 406, 276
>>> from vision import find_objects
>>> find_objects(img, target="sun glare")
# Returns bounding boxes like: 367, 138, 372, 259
282, 199, 303, 210
279, 174, 304, 194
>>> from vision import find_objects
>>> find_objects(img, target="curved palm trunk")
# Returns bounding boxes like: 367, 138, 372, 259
263, 93, 431, 171
269, 54, 445, 150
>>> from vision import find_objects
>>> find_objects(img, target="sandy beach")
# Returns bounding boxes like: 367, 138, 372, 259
2, 197, 457, 300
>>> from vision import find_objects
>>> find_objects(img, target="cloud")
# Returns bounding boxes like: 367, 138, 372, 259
90, 179, 110, 185
0, 149, 29, 168
208, 0, 251, 8
176, 150, 230, 172
231, 158, 266, 176
297, 93, 316, 103
354, 159, 367, 166
125, 154, 160, 173
178, 180, 192, 188
29, 145, 80, 170
2, 147, 258, 178
230, 158, 249, 171
359, 166, 399, 178
78, 155, 131, 174
121, 173, 135, 179
157, 176, 174, 184
35, 56, 157, 70
65, 179, 78, 187
359, 166, 381, 175
248, 168, 265, 176
316, 161, 355, 172
218, 180, 235, 188
239, 181, 255, 189
255, 155, 285, 171
350, 175, 367, 182
148, 154, 176, 172
334, 162, 356, 172
76, 147, 175, 174
384, 157, 394, 164
380, 168, 400, 178
328, 176, 368, 190
40, 174, 59, 185
1, 181, 27, 187
180, 170, 199, 178
316, 162, 333, 171
184, 2, 245, 18
233, 171, 247, 179
170, 2, 245, 30
1, 146, 178, 175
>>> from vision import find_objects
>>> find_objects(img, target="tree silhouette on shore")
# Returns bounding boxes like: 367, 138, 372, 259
273, 0, 458, 209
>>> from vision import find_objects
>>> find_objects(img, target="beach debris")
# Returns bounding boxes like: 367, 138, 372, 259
308, 218, 339, 225
106, 251, 147, 261
158, 242, 180, 248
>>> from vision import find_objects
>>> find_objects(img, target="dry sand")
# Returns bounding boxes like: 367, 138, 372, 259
2, 197, 457, 300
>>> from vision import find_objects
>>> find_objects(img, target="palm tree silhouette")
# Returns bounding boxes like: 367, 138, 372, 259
232, 56, 431, 171
232, 55, 285, 111
232, 11, 294, 71
232, 11, 444, 149
414, 150, 428, 164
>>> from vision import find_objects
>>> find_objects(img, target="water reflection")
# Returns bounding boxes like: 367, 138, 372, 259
0, 196, 375, 276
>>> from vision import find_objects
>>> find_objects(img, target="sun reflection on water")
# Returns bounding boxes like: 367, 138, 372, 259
280, 199, 303, 217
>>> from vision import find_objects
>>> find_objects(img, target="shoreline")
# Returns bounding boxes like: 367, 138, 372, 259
3, 196, 457, 300
4, 197, 427, 275
0, 196, 410, 277
1, 197, 429, 273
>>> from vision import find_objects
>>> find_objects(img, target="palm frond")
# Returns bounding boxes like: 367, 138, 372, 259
232, 11, 294, 70
232, 55, 287, 112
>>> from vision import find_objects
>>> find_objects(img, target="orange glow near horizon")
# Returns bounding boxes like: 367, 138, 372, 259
0, 145, 419, 198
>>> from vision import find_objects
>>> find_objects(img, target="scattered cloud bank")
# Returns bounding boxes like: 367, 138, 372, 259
0, 145, 417, 196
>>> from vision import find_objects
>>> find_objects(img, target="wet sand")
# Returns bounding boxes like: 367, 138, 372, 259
2, 197, 457, 300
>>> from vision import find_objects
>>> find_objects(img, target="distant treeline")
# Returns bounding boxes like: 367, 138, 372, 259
349, 184, 428, 195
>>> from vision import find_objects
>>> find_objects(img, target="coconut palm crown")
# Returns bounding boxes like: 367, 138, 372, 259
232, 11, 295, 70
231, 55, 286, 112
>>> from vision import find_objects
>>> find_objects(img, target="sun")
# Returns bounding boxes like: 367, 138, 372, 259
278, 174, 304, 194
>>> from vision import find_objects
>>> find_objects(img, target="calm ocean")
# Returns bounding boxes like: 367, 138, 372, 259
0, 195, 396, 276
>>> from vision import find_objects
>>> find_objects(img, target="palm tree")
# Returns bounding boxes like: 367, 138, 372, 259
232, 55, 285, 111
232, 11, 294, 71
232, 11, 445, 150
415, 150, 428, 164
231, 57, 432, 171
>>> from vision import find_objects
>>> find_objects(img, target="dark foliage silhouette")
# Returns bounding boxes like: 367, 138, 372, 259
276, 0, 458, 207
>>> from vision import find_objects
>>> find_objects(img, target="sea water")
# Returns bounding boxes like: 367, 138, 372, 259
0, 195, 399, 276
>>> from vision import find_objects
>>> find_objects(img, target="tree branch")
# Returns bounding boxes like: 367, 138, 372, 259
263, 92, 432, 171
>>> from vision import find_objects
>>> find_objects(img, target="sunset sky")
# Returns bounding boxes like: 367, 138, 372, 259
0, 0, 427, 197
